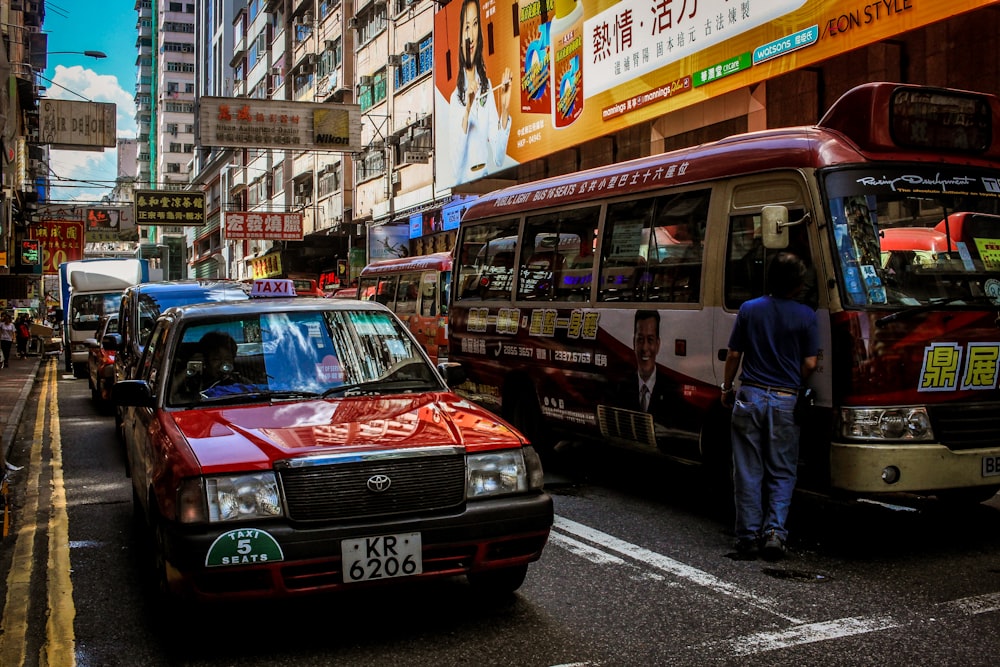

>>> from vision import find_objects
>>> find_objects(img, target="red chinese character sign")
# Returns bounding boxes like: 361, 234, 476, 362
225, 212, 304, 241
30, 220, 85, 274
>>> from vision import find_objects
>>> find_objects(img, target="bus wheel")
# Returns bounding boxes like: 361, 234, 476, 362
936, 485, 1000, 506
507, 389, 550, 452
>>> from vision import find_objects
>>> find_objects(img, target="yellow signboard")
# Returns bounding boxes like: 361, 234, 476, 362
433, 0, 999, 188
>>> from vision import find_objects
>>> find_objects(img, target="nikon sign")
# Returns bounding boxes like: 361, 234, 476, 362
199, 97, 362, 152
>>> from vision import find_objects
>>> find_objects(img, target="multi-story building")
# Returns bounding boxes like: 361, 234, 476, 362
0, 0, 46, 306
135, 0, 196, 280
182, 1, 1000, 289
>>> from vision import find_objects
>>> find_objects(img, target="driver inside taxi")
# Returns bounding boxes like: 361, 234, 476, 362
171, 331, 242, 402
200, 331, 237, 389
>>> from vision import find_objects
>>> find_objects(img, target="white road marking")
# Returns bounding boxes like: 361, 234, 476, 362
549, 515, 1000, 659
548, 532, 667, 583
941, 591, 1000, 615
552, 515, 804, 623
726, 615, 903, 656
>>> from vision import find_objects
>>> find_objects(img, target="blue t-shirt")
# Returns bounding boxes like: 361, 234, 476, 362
728, 295, 819, 389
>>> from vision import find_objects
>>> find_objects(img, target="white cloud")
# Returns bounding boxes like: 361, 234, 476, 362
44, 65, 136, 204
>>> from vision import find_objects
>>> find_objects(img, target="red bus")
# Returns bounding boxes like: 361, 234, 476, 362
449, 82, 1000, 503
357, 251, 452, 363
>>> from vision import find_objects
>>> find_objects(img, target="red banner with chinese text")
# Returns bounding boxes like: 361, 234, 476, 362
30, 220, 85, 274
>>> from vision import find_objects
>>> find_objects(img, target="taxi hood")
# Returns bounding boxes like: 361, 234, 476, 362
168, 393, 527, 472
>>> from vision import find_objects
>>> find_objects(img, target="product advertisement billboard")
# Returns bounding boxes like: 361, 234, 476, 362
433, 0, 996, 190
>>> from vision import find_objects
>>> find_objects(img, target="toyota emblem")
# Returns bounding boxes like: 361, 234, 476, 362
366, 474, 392, 493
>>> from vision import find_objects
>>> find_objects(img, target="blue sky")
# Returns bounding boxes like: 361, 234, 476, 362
41, 0, 138, 205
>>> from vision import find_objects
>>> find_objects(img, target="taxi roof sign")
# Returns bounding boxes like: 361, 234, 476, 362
251, 279, 296, 297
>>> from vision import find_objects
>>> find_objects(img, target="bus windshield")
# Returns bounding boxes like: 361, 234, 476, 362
824, 166, 1000, 308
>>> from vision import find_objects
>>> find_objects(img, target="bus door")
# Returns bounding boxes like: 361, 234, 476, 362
715, 175, 827, 440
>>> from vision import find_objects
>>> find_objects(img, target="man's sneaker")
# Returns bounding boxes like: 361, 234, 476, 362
735, 538, 759, 560
761, 532, 787, 561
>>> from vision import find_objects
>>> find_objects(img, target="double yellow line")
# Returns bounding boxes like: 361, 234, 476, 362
0, 359, 76, 667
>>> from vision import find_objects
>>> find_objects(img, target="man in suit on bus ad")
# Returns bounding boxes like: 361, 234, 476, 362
614, 310, 673, 426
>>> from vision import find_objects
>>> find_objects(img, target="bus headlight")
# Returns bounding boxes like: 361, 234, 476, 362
840, 407, 933, 441
467, 447, 544, 498
179, 473, 283, 524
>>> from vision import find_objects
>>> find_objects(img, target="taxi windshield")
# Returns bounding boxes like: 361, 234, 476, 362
824, 167, 1000, 309
168, 309, 440, 406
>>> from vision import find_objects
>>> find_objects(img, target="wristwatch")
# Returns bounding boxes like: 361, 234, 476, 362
720, 382, 734, 393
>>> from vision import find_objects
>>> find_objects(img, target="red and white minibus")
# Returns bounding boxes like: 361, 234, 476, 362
357, 251, 452, 363
449, 82, 1000, 503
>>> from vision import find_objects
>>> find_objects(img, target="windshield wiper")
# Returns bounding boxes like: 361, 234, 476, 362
322, 378, 438, 398
875, 295, 999, 327
322, 381, 381, 398
197, 389, 321, 404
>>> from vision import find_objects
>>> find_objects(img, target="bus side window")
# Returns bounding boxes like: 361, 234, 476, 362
518, 207, 599, 302
601, 198, 654, 302
419, 273, 438, 316
455, 219, 519, 301
725, 209, 814, 309
725, 214, 766, 309
395, 273, 420, 315
646, 189, 710, 303
376, 276, 398, 307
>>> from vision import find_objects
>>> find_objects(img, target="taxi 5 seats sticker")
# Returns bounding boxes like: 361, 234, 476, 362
206, 528, 285, 567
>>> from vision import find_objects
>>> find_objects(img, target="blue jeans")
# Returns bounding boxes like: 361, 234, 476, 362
730, 384, 800, 542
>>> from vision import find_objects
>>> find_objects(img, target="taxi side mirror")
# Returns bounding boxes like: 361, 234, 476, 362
437, 361, 466, 387
102, 333, 121, 352
112, 380, 154, 408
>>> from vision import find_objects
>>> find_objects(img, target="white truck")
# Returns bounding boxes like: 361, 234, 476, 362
59, 258, 149, 378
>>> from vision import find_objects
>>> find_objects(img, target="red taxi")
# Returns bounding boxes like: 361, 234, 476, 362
113, 281, 552, 601
84, 313, 118, 412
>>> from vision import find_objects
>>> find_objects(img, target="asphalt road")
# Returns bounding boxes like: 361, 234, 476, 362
1, 364, 999, 666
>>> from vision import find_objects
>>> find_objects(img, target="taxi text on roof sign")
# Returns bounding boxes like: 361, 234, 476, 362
251, 279, 297, 297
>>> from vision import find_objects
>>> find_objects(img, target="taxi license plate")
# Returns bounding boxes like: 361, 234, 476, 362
983, 455, 1000, 477
341, 532, 422, 583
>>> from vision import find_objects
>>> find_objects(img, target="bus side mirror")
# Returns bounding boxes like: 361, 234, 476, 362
762, 206, 790, 249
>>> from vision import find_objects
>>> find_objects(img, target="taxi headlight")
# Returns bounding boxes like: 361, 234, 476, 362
467, 447, 544, 499
840, 407, 934, 442
183, 473, 282, 523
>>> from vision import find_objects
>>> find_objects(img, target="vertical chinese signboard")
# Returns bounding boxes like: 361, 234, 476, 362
30, 220, 85, 274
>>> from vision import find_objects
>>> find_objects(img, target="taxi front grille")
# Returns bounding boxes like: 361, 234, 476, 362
929, 402, 1000, 451
278, 453, 466, 522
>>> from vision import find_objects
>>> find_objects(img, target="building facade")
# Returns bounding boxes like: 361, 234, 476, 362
166, 1, 1000, 290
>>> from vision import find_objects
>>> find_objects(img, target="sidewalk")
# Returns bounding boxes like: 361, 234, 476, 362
0, 353, 45, 471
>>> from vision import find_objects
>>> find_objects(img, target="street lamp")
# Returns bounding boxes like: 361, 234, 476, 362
45, 50, 107, 59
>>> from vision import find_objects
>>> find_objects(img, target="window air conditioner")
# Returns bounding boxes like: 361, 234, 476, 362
387, 55, 402, 67
307, 53, 320, 65
359, 75, 373, 86
270, 66, 281, 75
403, 42, 419, 56
324, 39, 337, 50
348, 16, 360, 29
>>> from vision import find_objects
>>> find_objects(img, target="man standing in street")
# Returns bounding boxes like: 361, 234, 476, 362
721, 252, 818, 561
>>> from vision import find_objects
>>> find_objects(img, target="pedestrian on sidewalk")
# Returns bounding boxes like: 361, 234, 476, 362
15, 314, 31, 359
0, 312, 14, 367
720, 251, 818, 561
